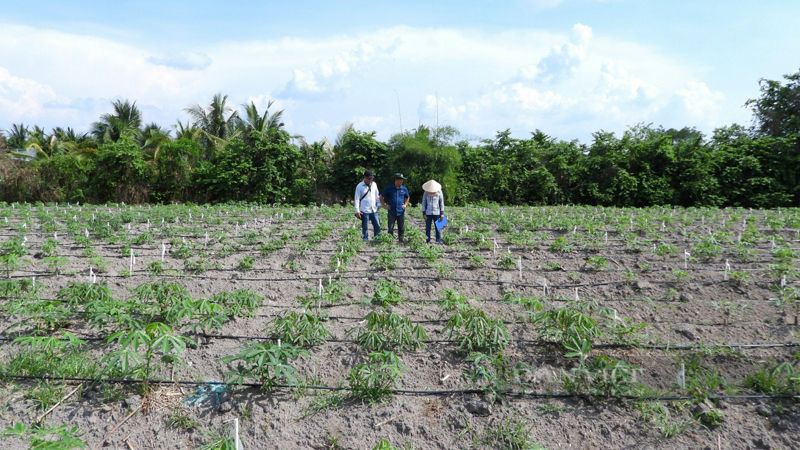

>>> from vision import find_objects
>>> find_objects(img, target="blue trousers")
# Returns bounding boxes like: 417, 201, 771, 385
361, 212, 381, 240
425, 215, 442, 242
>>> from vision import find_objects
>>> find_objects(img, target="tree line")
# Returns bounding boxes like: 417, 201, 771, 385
1, 69, 799, 208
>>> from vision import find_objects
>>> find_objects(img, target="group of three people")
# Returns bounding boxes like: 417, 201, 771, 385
354, 170, 445, 243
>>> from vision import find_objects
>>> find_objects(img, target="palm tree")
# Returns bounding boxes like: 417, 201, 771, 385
174, 120, 201, 141
184, 93, 240, 159
19, 125, 55, 159
51, 127, 96, 158
2, 124, 29, 150
91, 99, 142, 144
138, 122, 172, 159
238, 100, 285, 134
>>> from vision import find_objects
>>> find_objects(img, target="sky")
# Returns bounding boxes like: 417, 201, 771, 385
1, 0, 798, 145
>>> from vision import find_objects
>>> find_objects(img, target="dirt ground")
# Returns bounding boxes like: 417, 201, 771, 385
0, 203, 799, 450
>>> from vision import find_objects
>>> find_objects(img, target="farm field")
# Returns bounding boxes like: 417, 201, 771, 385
1, 202, 799, 450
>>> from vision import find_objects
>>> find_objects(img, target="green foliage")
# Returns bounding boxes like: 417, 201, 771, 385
221, 341, 308, 392
328, 128, 388, 198
563, 355, 641, 396
103, 322, 190, 391
530, 306, 601, 350
347, 351, 404, 403
2, 422, 86, 450
386, 126, 462, 204
548, 237, 573, 253
585, 256, 609, 271
371, 250, 403, 271
152, 139, 200, 203
443, 306, 508, 355
348, 311, 427, 352
371, 439, 400, 450
269, 312, 331, 348
463, 352, 532, 404
92, 137, 153, 203
371, 279, 404, 306
482, 417, 545, 450
193, 131, 300, 203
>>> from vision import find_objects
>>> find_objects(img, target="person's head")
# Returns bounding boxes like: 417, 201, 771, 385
363, 170, 374, 185
422, 180, 442, 196
393, 173, 405, 187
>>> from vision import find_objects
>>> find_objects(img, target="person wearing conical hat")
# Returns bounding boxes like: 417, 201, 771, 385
421, 179, 445, 244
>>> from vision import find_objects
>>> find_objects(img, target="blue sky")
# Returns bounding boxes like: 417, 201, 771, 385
1, 0, 798, 144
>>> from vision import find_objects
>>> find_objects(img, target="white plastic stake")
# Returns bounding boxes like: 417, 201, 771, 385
781, 275, 787, 288
575, 287, 579, 301
129, 249, 135, 273
32, 277, 35, 288
233, 418, 242, 450
604, 232, 608, 244
518, 257, 522, 280
542, 279, 547, 296
84, 229, 89, 238
161, 243, 166, 262
678, 363, 686, 390
684, 250, 690, 269
318, 279, 323, 297
724, 259, 731, 281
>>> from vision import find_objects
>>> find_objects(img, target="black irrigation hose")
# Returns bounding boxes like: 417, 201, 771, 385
3, 374, 799, 401
8, 270, 799, 290
1, 331, 797, 351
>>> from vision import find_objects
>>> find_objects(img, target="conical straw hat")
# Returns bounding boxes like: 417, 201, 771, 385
422, 180, 442, 192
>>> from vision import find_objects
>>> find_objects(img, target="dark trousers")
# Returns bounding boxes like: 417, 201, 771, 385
387, 214, 405, 240
360, 212, 380, 240
425, 215, 442, 242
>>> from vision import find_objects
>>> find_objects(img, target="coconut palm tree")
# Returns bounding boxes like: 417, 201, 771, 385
174, 120, 201, 142
138, 122, 172, 159
91, 99, 142, 144
184, 93, 240, 159
51, 127, 96, 158
238, 99, 285, 134
2, 124, 30, 150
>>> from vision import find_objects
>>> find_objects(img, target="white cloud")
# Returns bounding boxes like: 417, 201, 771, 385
0, 66, 65, 120
280, 39, 400, 98
595, 60, 660, 105
0, 22, 742, 144
352, 115, 385, 130
147, 52, 212, 71
532, 23, 593, 83
675, 81, 725, 123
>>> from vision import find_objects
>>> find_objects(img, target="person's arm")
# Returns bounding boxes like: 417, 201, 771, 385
354, 185, 362, 218
421, 194, 428, 217
438, 192, 445, 219
402, 189, 410, 209
374, 184, 381, 208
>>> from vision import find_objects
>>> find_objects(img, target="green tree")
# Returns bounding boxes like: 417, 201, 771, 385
193, 129, 300, 204
184, 93, 240, 160
91, 99, 143, 144
92, 137, 153, 203
387, 125, 462, 204
328, 127, 388, 199
746, 69, 800, 138
153, 139, 200, 203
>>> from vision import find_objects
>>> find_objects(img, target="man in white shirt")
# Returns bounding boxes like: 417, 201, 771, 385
354, 170, 382, 241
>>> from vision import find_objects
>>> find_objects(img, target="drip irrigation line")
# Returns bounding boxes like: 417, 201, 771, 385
2, 330, 797, 352
2, 374, 798, 401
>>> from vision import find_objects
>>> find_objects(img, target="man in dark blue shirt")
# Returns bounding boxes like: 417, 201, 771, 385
380, 173, 410, 242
